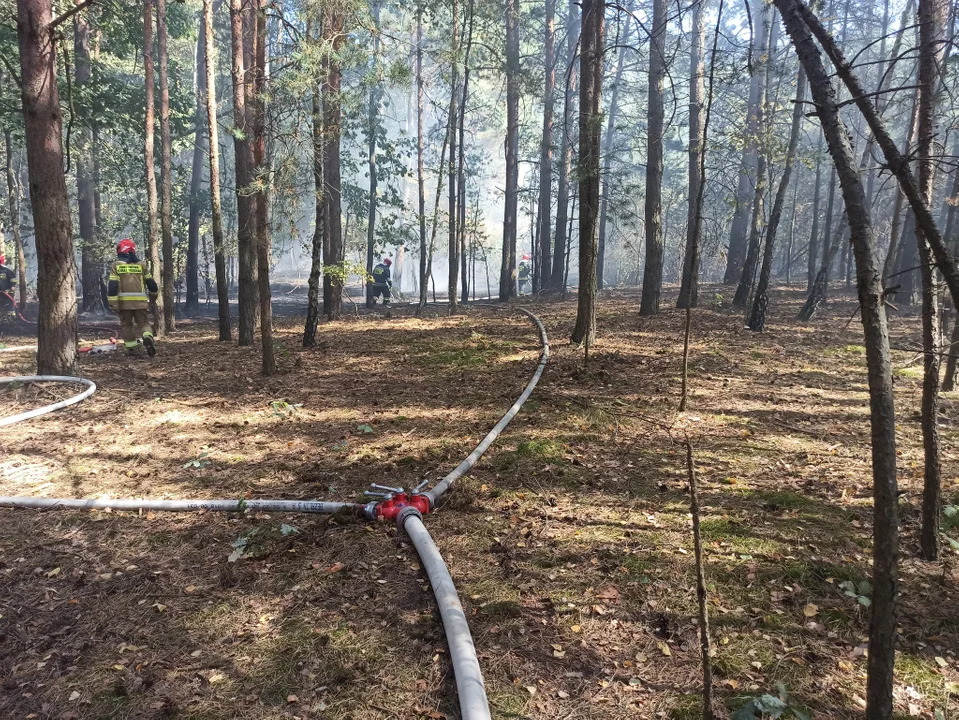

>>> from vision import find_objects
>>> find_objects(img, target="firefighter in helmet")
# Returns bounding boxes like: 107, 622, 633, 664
518, 254, 531, 295
0, 255, 17, 318
107, 239, 159, 356
370, 258, 393, 306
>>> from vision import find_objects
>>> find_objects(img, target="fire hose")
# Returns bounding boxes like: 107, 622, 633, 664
0, 307, 550, 720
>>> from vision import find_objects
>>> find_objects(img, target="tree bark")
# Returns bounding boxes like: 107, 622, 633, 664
733, 6, 774, 309
597, 35, 626, 293
17, 0, 77, 374
157, 0, 175, 332
202, 0, 231, 341
4, 131, 27, 312
677, 0, 704, 310
917, 0, 946, 560
551, 0, 578, 292
940, 134, 959, 389
748, 64, 807, 331
74, 3, 101, 314
304, 18, 324, 347
322, 9, 345, 320
458, 0, 475, 305
807, 133, 823, 290
772, 6, 899, 718
366, 0, 381, 309
416, 3, 428, 312
186, 8, 208, 316
230, 0, 257, 343
570, 0, 603, 345
723, 0, 769, 285
535, 0, 556, 293
447, 0, 459, 310
500, 0, 520, 301
144, 0, 162, 326
639, 0, 666, 316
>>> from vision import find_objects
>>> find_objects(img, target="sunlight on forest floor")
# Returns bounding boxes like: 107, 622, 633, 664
1, 286, 957, 719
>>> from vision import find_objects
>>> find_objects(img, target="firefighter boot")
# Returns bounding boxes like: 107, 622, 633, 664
142, 331, 157, 357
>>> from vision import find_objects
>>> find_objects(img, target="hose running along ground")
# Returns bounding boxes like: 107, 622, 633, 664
0, 308, 551, 720
0, 375, 97, 427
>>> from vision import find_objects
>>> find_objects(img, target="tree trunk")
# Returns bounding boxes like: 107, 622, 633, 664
4, 131, 27, 312
940, 134, 959, 389
304, 20, 324, 347
500, 0, 520, 301
416, 3, 428, 312
74, 5, 101, 314
639, 0, 666, 316
772, 6, 900, 718
202, 0, 231, 341
677, 0, 704, 309
733, 6, 774, 309
917, 0, 946, 560
323, 9, 345, 320
157, 0, 175, 332
186, 8, 208, 316
250, 0, 274, 375
535, 0, 556, 294
17, 0, 77, 374
798, 214, 847, 320
366, 0, 381, 309
723, 0, 769, 285
144, 0, 162, 326
570, 0, 603, 345
447, 0, 459, 310
550, 0, 578, 292
883, 88, 920, 281
748, 64, 807, 331
230, 0, 257, 343
807, 133, 823, 290
597, 36, 626, 293
458, 0, 475, 305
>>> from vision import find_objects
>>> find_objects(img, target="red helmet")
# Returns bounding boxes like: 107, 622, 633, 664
522, 254, 531, 261
117, 238, 136, 255
383, 258, 392, 266
0, 255, 5, 265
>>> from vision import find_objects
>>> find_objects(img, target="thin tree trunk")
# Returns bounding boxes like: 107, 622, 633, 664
17, 0, 77, 374
74, 5, 101, 314
186, 8, 208, 316
597, 36, 626, 293
677, 0, 705, 309
323, 9, 345, 320
733, 6, 774, 309
535, 0, 556, 293
366, 0, 381, 309
202, 0, 231, 341
416, 4, 428, 312
157, 0, 175, 332
724, 0, 769, 285
570, 0, 603, 345
4, 131, 27, 312
940, 134, 959, 389
144, 0, 162, 327
551, 0, 578, 291
686, 439, 714, 720
304, 20, 324, 347
458, 0, 475, 305
917, 0, 946, 560
448, 0, 459, 310
500, 0, 520, 301
883, 88, 920, 280
639, 0, 666, 316
748, 64, 807, 331
773, 6, 899, 717
807, 133, 823, 290
251, 0, 274, 375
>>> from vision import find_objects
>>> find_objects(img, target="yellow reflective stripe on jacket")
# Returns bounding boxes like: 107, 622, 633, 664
115, 264, 143, 274
118, 292, 148, 301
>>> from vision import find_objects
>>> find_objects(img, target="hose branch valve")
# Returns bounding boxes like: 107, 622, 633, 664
363, 480, 432, 521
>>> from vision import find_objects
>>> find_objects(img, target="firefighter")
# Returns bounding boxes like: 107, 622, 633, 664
107, 239, 159, 356
370, 258, 393, 306
0, 255, 17, 318
518, 255, 531, 295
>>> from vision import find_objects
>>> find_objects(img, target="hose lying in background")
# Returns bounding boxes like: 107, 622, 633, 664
0, 375, 97, 427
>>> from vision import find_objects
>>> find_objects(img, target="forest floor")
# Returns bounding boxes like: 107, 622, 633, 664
1, 285, 957, 720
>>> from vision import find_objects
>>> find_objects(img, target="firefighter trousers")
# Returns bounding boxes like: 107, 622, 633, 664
119, 309, 151, 349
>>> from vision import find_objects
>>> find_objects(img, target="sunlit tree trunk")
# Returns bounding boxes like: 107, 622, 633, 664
202, 0, 231, 341
500, 0, 520, 301
570, 0, 603, 345
157, 0, 175, 332
534, 0, 556, 294
551, 0, 578, 292
323, 8, 345, 320
677, 0, 704, 309
639, 0, 665, 316
144, 0, 162, 327
304, 19, 324, 346
17, 0, 77, 374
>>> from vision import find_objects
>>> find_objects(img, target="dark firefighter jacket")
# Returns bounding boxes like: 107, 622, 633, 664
371, 263, 392, 287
